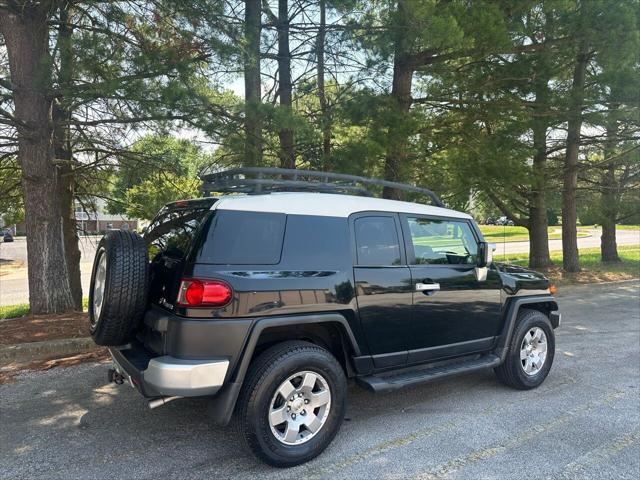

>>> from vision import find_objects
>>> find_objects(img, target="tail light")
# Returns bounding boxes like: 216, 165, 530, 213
176, 278, 232, 307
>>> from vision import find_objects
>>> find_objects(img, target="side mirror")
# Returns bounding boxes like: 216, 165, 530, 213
477, 241, 493, 268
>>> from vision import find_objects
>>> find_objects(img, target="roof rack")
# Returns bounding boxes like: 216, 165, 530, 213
200, 167, 444, 207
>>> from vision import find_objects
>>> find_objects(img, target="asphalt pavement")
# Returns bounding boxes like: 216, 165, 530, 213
1, 281, 639, 479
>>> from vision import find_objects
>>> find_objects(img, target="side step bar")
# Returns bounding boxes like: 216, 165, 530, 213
356, 354, 501, 393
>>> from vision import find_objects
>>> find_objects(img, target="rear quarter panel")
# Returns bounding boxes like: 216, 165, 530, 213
179, 213, 366, 350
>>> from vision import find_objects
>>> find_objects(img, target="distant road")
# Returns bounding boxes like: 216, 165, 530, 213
0, 229, 638, 306
0, 237, 98, 306
493, 228, 639, 258
0, 235, 100, 264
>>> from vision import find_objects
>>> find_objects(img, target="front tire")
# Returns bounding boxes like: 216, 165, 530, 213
494, 308, 555, 390
236, 341, 347, 467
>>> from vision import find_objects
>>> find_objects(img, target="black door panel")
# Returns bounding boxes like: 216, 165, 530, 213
351, 213, 412, 368
409, 264, 502, 350
354, 266, 413, 365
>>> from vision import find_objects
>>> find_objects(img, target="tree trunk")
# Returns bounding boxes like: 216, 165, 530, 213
600, 166, 620, 262
55, 5, 83, 309
600, 119, 620, 262
561, 45, 589, 273
0, 8, 75, 313
383, 0, 412, 200
244, 0, 262, 166
316, 0, 331, 169
528, 198, 550, 269
277, 0, 295, 169
528, 79, 551, 269
58, 162, 82, 309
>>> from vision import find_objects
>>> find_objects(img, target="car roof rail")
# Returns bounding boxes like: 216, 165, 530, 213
200, 167, 444, 207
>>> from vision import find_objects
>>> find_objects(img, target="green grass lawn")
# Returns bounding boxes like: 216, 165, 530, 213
0, 303, 30, 320
583, 224, 640, 231
479, 225, 591, 243
498, 245, 640, 285
0, 298, 89, 320
411, 224, 589, 247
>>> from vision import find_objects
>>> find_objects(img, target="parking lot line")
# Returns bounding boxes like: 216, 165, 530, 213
307, 374, 580, 479
410, 389, 631, 480
551, 428, 640, 480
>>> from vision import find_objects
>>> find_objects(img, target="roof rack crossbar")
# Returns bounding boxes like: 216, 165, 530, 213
203, 178, 371, 196
200, 167, 443, 207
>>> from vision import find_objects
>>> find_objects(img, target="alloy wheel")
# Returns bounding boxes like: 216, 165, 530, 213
92, 251, 107, 324
268, 370, 332, 445
520, 326, 548, 376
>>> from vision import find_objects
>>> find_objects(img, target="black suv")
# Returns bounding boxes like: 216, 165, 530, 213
89, 168, 560, 467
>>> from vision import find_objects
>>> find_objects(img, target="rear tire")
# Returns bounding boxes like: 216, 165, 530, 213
494, 309, 555, 390
236, 341, 347, 467
89, 230, 148, 346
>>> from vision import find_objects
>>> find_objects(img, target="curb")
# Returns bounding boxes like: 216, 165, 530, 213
555, 279, 639, 297
0, 337, 97, 365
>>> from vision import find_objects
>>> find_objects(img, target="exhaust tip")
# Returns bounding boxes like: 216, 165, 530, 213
148, 396, 181, 410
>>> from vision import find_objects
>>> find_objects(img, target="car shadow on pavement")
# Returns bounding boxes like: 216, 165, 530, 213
65, 368, 509, 476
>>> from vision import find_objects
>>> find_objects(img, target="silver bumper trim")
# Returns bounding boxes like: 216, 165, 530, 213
143, 356, 229, 397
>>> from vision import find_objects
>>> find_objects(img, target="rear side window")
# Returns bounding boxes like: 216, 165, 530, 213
281, 215, 350, 269
354, 216, 401, 266
196, 210, 286, 265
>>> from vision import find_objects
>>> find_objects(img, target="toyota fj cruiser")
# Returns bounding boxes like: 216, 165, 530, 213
89, 168, 560, 467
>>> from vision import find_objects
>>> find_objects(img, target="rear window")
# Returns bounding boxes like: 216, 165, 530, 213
196, 210, 286, 265
144, 204, 212, 260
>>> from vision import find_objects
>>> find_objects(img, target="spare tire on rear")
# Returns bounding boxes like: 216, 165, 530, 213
89, 230, 149, 346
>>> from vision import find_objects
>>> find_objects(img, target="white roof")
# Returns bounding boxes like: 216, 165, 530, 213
212, 192, 471, 219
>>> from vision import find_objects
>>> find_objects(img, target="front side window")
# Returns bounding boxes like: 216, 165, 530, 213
405, 217, 478, 265
354, 216, 401, 266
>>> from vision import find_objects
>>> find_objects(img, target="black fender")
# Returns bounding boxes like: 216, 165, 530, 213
207, 312, 360, 425
495, 295, 559, 362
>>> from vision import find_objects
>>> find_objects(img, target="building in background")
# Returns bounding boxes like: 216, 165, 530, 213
75, 198, 140, 234
13, 198, 140, 236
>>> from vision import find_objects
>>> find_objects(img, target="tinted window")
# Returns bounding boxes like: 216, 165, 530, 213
144, 205, 211, 260
406, 217, 478, 265
281, 215, 350, 269
354, 216, 401, 266
197, 210, 286, 265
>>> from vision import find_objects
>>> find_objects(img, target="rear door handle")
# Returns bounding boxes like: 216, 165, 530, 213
415, 282, 440, 292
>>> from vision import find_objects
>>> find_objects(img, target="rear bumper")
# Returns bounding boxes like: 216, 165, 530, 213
144, 356, 228, 396
109, 343, 228, 398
